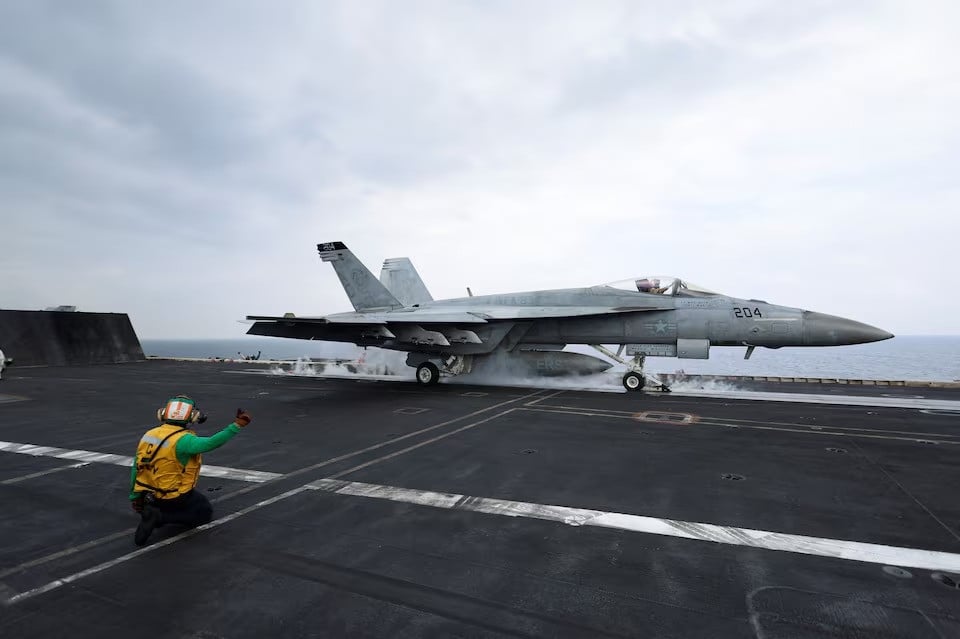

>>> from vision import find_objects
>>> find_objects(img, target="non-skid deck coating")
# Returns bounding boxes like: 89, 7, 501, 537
1, 361, 959, 638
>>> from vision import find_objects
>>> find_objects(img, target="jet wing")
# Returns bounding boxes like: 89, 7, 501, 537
247, 310, 488, 325
246, 315, 365, 324
246, 311, 491, 347
247, 304, 668, 348
466, 305, 670, 320
248, 305, 665, 327
246, 315, 398, 343
324, 311, 489, 324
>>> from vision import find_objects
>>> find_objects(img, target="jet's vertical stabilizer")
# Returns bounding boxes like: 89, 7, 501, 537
380, 257, 434, 306
317, 242, 402, 311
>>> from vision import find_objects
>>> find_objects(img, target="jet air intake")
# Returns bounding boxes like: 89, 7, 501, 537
676, 339, 710, 359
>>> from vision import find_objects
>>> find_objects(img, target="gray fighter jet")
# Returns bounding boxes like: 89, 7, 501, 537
247, 242, 893, 391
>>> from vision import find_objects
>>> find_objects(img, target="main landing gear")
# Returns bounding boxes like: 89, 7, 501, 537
589, 345, 670, 393
413, 355, 472, 386
415, 362, 440, 385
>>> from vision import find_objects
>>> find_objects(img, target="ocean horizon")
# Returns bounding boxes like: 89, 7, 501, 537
141, 335, 960, 382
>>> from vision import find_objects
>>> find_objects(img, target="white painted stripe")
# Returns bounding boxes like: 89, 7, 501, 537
0, 390, 548, 582
517, 407, 960, 445
328, 408, 520, 479
671, 389, 960, 411
307, 479, 960, 573
1, 462, 90, 485
687, 420, 960, 445
475, 401, 960, 442
0, 440, 280, 483
0, 531, 131, 580
524, 390, 566, 406
5, 485, 311, 605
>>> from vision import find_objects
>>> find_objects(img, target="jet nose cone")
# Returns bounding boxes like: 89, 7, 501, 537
802, 312, 894, 346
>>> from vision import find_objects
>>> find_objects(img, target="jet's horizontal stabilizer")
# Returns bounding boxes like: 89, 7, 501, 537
317, 242, 402, 312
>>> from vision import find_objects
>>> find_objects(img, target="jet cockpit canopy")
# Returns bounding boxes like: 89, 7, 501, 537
603, 276, 719, 296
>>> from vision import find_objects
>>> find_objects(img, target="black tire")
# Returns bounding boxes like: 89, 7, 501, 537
416, 362, 440, 386
622, 372, 644, 391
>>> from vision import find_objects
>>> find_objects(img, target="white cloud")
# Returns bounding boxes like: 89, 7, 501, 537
1, 0, 957, 336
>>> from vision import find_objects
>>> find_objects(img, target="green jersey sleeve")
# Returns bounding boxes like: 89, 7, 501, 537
175, 423, 242, 466
129, 456, 139, 500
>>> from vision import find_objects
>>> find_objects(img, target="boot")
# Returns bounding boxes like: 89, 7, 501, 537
135, 504, 162, 547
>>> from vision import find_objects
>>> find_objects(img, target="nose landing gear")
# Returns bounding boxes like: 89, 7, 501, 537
622, 371, 644, 391
589, 345, 670, 393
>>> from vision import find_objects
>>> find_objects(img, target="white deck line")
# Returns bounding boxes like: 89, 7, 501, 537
669, 389, 960, 410
1, 462, 91, 485
307, 479, 960, 572
5, 485, 311, 605
0, 441, 281, 483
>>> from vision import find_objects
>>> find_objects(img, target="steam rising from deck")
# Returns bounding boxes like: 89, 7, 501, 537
267, 346, 744, 393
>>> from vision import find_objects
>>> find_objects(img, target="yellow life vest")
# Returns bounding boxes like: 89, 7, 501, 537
133, 423, 202, 499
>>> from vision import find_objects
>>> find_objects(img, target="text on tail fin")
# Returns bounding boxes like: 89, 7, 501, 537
317, 242, 402, 311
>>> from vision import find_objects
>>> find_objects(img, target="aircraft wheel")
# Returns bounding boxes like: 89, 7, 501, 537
622, 372, 644, 391
416, 362, 440, 386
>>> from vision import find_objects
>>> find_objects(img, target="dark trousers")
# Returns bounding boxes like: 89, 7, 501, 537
154, 489, 213, 528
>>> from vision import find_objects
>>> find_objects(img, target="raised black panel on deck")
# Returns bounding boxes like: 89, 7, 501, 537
0, 310, 145, 366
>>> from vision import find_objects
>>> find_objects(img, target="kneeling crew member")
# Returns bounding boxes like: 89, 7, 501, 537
130, 395, 252, 546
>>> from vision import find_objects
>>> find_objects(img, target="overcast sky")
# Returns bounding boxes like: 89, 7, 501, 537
1, 1, 957, 338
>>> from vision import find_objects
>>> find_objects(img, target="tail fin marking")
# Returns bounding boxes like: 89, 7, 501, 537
317, 242, 402, 311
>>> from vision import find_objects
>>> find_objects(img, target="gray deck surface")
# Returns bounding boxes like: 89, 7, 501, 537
1, 361, 959, 638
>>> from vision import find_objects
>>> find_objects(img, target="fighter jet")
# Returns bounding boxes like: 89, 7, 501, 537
247, 242, 893, 391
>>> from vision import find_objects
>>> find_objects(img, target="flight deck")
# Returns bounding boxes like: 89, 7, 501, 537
1, 360, 958, 638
